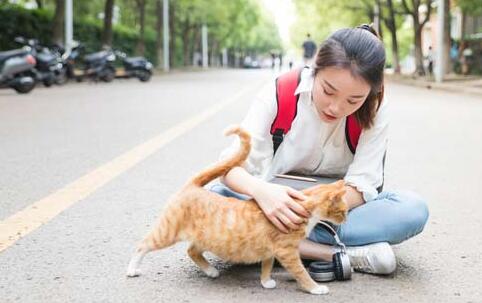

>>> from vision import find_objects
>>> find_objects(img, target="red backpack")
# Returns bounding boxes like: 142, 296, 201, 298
270, 68, 362, 155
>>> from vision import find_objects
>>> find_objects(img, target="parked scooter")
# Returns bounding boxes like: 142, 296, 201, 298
114, 50, 153, 82
14, 37, 63, 87
51, 41, 84, 83
0, 47, 37, 94
54, 44, 116, 83
82, 49, 116, 82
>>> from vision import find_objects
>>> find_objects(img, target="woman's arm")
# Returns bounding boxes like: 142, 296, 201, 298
220, 166, 263, 197
344, 102, 389, 202
344, 185, 365, 210
221, 167, 310, 233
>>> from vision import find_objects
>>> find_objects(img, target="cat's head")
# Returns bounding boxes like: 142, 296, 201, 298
305, 180, 348, 224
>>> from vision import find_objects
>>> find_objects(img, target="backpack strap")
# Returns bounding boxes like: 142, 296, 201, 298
345, 114, 362, 154
271, 68, 363, 155
270, 68, 303, 155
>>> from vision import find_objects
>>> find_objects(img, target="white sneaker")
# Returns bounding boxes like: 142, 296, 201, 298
344, 242, 396, 275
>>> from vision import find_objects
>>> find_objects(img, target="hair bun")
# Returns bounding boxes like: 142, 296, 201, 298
356, 23, 380, 38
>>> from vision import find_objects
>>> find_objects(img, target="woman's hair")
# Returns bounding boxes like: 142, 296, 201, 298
313, 24, 386, 129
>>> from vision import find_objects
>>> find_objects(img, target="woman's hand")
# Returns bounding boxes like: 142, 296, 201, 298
252, 182, 310, 233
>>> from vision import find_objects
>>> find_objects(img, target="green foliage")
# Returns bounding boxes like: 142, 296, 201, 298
455, 0, 482, 16
0, 4, 157, 64
380, 21, 413, 68
290, 0, 369, 53
291, 0, 415, 65
168, 0, 281, 57
1, 0, 281, 67
0, 4, 52, 51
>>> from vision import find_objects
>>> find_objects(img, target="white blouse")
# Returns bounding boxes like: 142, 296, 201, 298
220, 67, 389, 201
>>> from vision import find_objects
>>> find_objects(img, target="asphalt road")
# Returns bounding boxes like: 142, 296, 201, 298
0, 69, 481, 302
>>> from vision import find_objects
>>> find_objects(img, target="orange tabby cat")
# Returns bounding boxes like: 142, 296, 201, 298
126, 126, 348, 295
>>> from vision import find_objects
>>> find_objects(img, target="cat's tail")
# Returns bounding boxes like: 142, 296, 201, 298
188, 125, 251, 187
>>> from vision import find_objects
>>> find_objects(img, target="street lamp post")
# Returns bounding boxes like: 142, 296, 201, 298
65, 0, 73, 53
202, 24, 208, 68
435, 0, 445, 83
163, 0, 170, 72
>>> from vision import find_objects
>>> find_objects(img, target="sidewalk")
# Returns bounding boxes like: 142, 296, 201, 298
385, 73, 482, 96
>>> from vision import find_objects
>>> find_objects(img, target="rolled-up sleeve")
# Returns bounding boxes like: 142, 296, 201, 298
219, 83, 276, 177
344, 102, 389, 202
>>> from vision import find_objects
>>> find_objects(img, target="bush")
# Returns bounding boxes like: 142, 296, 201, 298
0, 4, 158, 65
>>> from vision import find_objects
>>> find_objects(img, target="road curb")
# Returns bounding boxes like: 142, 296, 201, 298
385, 74, 482, 96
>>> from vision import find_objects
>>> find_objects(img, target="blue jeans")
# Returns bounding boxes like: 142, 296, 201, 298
209, 183, 429, 246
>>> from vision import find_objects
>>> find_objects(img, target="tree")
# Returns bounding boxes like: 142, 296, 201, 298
455, 0, 482, 44
401, 0, 433, 75
155, 0, 163, 67
442, 0, 451, 74
291, 0, 367, 49
102, 0, 115, 47
384, 0, 401, 73
52, 0, 64, 45
135, 0, 147, 55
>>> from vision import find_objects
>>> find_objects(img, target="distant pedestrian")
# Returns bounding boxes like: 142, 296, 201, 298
461, 43, 473, 75
278, 52, 283, 70
426, 46, 434, 76
302, 33, 317, 66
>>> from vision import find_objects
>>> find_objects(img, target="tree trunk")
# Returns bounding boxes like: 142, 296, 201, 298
190, 26, 201, 66
402, 0, 432, 75
443, 0, 451, 73
181, 30, 191, 66
169, 2, 175, 67
181, 22, 192, 66
102, 0, 115, 47
155, 0, 163, 67
210, 41, 217, 67
385, 0, 401, 73
375, 0, 383, 39
52, 0, 65, 45
414, 23, 425, 75
35, 0, 43, 9
135, 0, 146, 56
460, 10, 466, 43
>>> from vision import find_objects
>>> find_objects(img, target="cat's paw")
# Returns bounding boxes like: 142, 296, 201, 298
204, 266, 220, 278
126, 267, 141, 278
261, 279, 277, 289
309, 285, 329, 295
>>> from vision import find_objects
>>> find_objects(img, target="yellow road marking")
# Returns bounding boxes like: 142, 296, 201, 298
0, 80, 267, 253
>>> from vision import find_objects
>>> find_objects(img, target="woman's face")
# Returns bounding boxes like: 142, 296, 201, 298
311, 67, 371, 123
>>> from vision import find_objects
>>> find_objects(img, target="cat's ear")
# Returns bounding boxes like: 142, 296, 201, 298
328, 187, 346, 201
334, 180, 345, 188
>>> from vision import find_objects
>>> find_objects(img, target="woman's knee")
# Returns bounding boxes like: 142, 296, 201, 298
399, 192, 429, 227
389, 191, 429, 240
209, 183, 228, 196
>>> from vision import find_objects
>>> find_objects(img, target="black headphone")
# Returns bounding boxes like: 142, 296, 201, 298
308, 221, 352, 282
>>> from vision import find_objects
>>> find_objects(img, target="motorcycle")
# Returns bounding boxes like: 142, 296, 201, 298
114, 50, 153, 82
14, 37, 63, 87
82, 49, 116, 82
0, 47, 37, 94
50, 41, 84, 83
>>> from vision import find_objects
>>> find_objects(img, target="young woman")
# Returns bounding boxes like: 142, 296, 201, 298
211, 25, 429, 275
